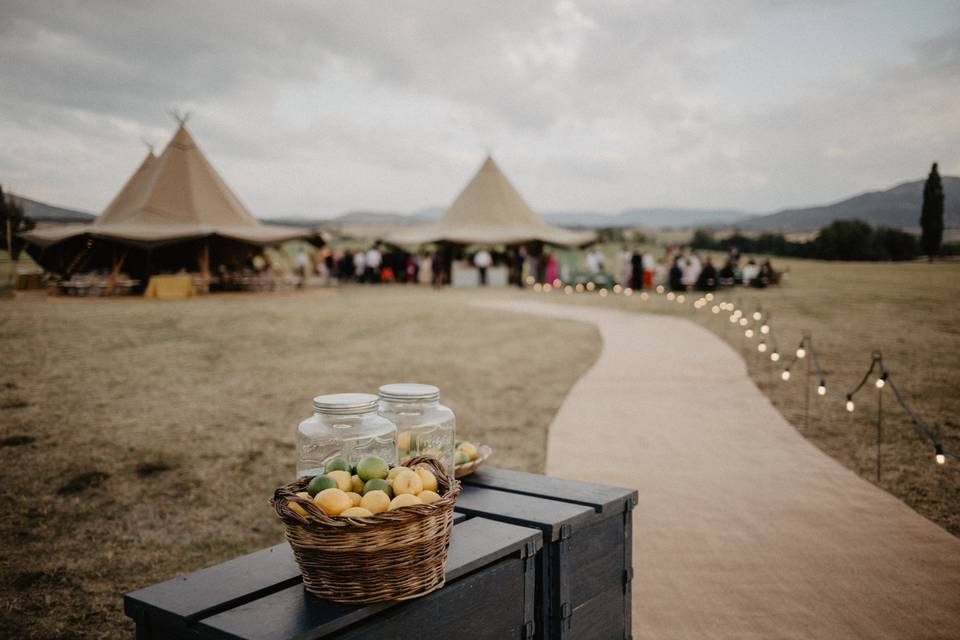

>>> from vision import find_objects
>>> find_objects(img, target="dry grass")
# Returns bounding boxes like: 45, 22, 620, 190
0, 287, 600, 639
546, 256, 960, 536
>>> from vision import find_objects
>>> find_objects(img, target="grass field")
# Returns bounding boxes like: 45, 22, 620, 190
0, 288, 600, 638
545, 255, 960, 536
2, 256, 958, 638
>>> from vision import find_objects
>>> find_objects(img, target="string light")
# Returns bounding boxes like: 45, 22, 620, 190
543, 283, 552, 292
758, 342, 767, 353
712, 305, 720, 314
936, 444, 946, 465
640, 292, 649, 301
745, 329, 754, 338
564, 285, 573, 295
729, 315, 738, 324
526, 276, 535, 286
656, 285, 665, 294
796, 346, 806, 359
770, 351, 780, 362
705, 293, 714, 301
817, 380, 827, 396
575, 283, 584, 293
667, 292, 676, 300
846, 395, 855, 412
676, 294, 685, 303
599, 288, 608, 297
875, 373, 887, 389
738, 318, 748, 326
613, 284, 622, 294
624, 287, 634, 296
533, 283, 542, 292
733, 310, 743, 319
760, 324, 770, 335
752, 311, 762, 321
586, 282, 596, 291
781, 370, 791, 381
553, 278, 562, 288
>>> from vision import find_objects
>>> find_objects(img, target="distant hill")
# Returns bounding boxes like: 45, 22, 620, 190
737, 176, 960, 231
10, 194, 95, 223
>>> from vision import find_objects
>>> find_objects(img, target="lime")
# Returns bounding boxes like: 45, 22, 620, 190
363, 478, 393, 498
454, 451, 470, 465
356, 456, 389, 482
307, 474, 338, 497
324, 457, 350, 473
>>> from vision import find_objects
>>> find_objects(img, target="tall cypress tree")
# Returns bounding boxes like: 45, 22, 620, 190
920, 162, 944, 260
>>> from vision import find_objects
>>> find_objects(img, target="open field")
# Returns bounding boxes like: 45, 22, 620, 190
0, 288, 600, 638
545, 256, 960, 535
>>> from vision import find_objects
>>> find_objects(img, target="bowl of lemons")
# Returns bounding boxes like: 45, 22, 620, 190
453, 439, 493, 479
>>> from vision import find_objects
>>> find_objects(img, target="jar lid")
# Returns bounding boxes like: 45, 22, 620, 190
378, 383, 440, 403
312, 393, 379, 415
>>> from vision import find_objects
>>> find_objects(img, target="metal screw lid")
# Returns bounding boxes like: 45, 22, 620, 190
312, 393, 379, 415
378, 383, 440, 403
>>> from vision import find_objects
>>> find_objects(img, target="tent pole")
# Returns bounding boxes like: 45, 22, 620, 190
106, 248, 127, 296
199, 239, 210, 294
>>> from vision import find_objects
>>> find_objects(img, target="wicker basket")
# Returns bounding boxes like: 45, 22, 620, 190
272, 455, 460, 604
454, 444, 493, 479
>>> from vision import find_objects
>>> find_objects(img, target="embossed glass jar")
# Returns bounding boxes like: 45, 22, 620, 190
296, 393, 398, 478
378, 383, 456, 476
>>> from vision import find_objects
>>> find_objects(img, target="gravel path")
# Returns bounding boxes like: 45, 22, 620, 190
479, 300, 960, 640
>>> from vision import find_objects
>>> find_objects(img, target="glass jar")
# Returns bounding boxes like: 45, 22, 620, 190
378, 383, 456, 476
296, 393, 398, 478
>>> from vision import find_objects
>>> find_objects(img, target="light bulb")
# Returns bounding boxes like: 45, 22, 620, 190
760, 325, 770, 335
624, 288, 634, 296
533, 283, 542, 292
846, 397, 855, 412
705, 293, 714, 301
640, 292, 649, 301
745, 329, 754, 338
733, 310, 743, 319
770, 352, 780, 362
729, 315, 738, 323
543, 283, 552, 292
712, 305, 720, 314
752, 312, 762, 321
667, 292, 675, 300
586, 281, 595, 291
575, 283, 584, 293
599, 288, 608, 297
613, 284, 622, 294
525, 276, 535, 285
656, 285, 665, 294
758, 343, 767, 353
564, 285, 573, 295
781, 370, 791, 381
553, 278, 562, 288
936, 445, 946, 465
796, 348, 806, 359
817, 383, 827, 396
676, 295, 685, 303
875, 378, 885, 389
739, 318, 748, 326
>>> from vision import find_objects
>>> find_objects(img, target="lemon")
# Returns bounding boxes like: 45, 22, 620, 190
392, 469, 423, 496
360, 489, 391, 514
307, 474, 338, 497
457, 442, 478, 461
414, 468, 438, 492
313, 488, 352, 516
454, 451, 471, 465
357, 456, 389, 482
345, 491, 362, 507
418, 490, 442, 504
387, 466, 412, 481
326, 470, 352, 492
339, 506, 373, 518
323, 457, 350, 473
350, 474, 364, 493
363, 478, 393, 498
388, 493, 423, 510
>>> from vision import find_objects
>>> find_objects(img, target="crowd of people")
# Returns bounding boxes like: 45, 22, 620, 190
287, 243, 780, 292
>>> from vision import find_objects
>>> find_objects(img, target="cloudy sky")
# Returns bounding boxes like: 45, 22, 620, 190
1, 1, 958, 219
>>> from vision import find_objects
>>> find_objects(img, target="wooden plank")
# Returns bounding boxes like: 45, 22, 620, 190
568, 515, 625, 608
463, 467, 637, 515
570, 584, 628, 640
455, 485, 594, 542
197, 518, 541, 639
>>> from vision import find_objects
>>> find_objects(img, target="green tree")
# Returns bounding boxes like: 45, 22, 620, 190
920, 162, 944, 260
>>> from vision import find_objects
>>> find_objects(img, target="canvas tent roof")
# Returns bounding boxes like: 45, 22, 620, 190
22, 123, 311, 249
387, 156, 596, 247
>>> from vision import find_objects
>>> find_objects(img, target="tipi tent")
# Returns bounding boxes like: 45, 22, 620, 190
387, 155, 596, 247
22, 123, 317, 278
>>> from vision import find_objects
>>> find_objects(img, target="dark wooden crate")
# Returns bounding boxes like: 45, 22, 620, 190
124, 514, 541, 639
459, 467, 638, 640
